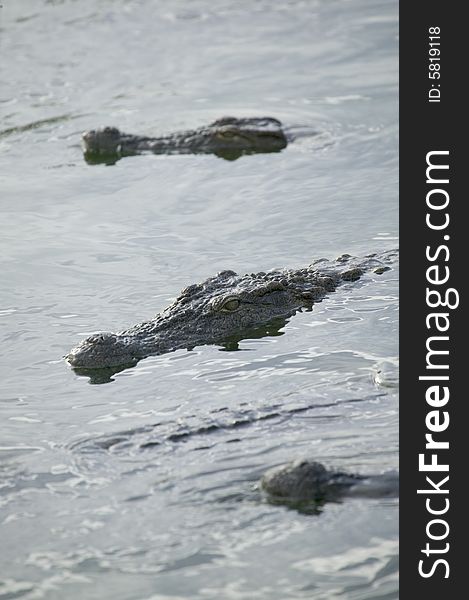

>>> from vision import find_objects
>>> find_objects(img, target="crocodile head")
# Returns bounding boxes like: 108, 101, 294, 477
262, 461, 332, 501
82, 126, 122, 155
66, 268, 326, 370
261, 459, 398, 512
66, 252, 396, 378
81, 117, 288, 163
261, 460, 364, 509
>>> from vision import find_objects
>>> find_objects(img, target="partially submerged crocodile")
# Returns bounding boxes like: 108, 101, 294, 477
66, 250, 396, 372
261, 460, 399, 510
82, 117, 288, 164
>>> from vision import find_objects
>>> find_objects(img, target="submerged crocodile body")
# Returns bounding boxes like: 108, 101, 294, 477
261, 460, 399, 509
66, 250, 396, 372
82, 117, 288, 164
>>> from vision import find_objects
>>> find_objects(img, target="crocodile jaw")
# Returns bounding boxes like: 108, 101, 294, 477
66, 332, 150, 369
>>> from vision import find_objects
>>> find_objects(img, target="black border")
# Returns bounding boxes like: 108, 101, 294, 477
400, 2, 464, 593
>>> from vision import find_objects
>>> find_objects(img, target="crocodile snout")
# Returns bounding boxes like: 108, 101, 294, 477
66, 332, 135, 369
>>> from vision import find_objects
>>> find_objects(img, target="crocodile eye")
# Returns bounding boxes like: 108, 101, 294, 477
220, 298, 240, 312
218, 130, 237, 139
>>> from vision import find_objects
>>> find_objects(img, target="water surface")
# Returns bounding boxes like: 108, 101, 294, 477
0, 1, 398, 598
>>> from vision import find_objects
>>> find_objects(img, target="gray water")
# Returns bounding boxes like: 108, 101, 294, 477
0, 1, 398, 598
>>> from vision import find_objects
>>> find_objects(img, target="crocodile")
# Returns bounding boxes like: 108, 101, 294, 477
261, 460, 399, 511
66, 250, 396, 373
82, 117, 289, 164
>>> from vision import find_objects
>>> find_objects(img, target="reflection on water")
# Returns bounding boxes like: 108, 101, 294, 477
71, 362, 139, 385
84, 145, 286, 164
0, 0, 398, 598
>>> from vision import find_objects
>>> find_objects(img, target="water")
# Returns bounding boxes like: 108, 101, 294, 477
0, 1, 398, 598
